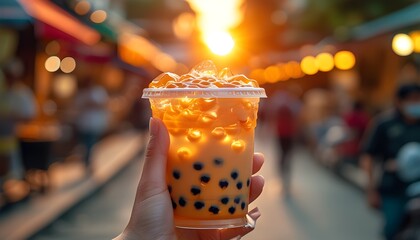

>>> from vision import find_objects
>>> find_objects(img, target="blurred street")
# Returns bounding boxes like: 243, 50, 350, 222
30, 127, 381, 240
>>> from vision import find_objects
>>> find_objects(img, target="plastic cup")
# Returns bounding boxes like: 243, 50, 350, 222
142, 87, 266, 229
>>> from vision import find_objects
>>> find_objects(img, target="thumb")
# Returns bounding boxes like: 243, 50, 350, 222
137, 117, 170, 202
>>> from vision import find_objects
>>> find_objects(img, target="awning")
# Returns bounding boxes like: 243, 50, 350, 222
18, 0, 100, 45
0, 0, 32, 27
350, 2, 420, 40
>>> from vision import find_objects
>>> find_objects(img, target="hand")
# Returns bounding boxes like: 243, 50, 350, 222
367, 189, 381, 209
114, 118, 265, 240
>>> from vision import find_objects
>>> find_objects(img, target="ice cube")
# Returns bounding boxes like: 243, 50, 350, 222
187, 129, 202, 142
190, 60, 218, 77
177, 147, 191, 160
231, 140, 245, 152
211, 127, 227, 139
149, 72, 179, 88
218, 67, 233, 79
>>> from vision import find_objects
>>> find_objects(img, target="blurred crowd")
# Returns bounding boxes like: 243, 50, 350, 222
259, 79, 420, 240
0, 58, 151, 209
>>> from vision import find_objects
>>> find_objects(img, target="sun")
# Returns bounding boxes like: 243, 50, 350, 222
204, 31, 235, 56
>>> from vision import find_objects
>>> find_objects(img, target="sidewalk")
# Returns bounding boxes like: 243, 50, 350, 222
0, 130, 146, 240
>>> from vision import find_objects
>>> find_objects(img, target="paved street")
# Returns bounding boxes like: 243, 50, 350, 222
31, 130, 382, 240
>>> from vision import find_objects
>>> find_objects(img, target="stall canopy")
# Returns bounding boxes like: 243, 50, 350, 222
350, 2, 420, 40
18, 0, 100, 45
0, 0, 32, 27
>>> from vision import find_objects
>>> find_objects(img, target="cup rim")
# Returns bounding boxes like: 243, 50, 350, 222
142, 87, 267, 99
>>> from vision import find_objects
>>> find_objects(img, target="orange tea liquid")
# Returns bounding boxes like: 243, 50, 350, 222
149, 97, 259, 227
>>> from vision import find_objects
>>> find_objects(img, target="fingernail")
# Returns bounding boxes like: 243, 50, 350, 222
149, 117, 158, 136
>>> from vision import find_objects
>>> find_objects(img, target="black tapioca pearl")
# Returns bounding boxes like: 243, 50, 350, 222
231, 171, 239, 180
172, 199, 177, 209
190, 186, 201, 195
241, 202, 246, 210
193, 162, 204, 171
220, 197, 229, 205
234, 196, 241, 204
194, 201, 205, 210
236, 181, 243, 190
228, 206, 236, 214
209, 206, 220, 214
219, 179, 229, 189
246, 178, 250, 187
213, 158, 224, 166
200, 174, 211, 184
173, 170, 181, 179
178, 197, 187, 207
168, 185, 172, 193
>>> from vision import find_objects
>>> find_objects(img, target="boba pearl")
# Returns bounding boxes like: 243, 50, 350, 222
187, 129, 202, 142
200, 174, 211, 184
179, 196, 187, 207
193, 162, 204, 171
168, 185, 172, 193
177, 147, 191, 160
247, 178, 250, 187
231, 140, 246, 152
194, 201, 205, 210
236, 182, 243, 190
220, 197, 229, 205
190, 186, 201, 195
234, 196, 241, 204
228, 207, 236, 214
172, 199, 177, 209
240, 118, 254, 130
211, 127, 226, 140
209, 206, 220, 214
231, 170, 238, 180
213, 158, 224, 166
241, 202, 246, 210
219, 179, 229, 189
199, 112, 217, 125
172, 170, 181, 179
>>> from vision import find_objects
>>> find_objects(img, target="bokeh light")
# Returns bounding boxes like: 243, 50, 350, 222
53, 74, 77, 98
300, 56, 318, 75
334, 51, 356, 70
90, 10, 107, 24
285, 61, 304, 78
60, 57, 76, 73
250, 68, 265, 85
74, 1, 91, 15
45, 41, 60, 55
45, 56, 60, 72
392, 33, 414, 56
409, 31, 420, 53
316, 53, 334, 72
173, 12, 196, 40
264, 65, 280, 83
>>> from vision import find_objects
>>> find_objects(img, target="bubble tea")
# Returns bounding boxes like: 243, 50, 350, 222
142, 60, 266, 229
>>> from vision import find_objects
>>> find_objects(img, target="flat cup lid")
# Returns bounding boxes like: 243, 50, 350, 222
142, 87, 267, 98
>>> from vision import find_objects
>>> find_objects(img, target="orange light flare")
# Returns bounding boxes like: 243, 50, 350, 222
186, 0, 245, 56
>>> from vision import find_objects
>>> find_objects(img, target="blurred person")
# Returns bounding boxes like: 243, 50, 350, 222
74, 76, 109, 171
361, 83, 420, 240
338, 101, 370, 164
114, 118, 264, 240
0, 59, 36, 203
272, 90, 301, 195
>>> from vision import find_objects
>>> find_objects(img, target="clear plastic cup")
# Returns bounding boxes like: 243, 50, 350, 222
143, 87, 266, 229
143, 60, 266, 229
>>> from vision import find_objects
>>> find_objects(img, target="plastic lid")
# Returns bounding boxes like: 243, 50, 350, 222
142, 87, 267, 98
